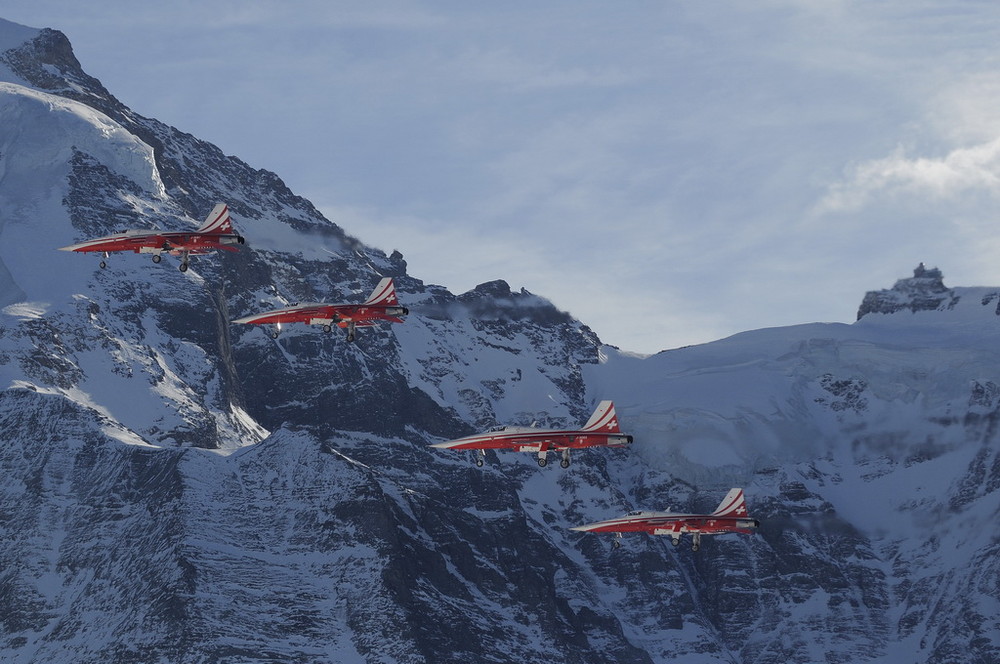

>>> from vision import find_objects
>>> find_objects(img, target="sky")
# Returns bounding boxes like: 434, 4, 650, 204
5, 1, 1000, 354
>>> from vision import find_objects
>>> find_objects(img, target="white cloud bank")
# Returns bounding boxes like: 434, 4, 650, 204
820, 138, 1000, 213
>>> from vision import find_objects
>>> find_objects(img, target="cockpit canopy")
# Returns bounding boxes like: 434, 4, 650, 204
486, 425, 507, 433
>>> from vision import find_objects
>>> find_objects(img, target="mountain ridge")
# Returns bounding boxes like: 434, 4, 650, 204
0, 17, 997, 664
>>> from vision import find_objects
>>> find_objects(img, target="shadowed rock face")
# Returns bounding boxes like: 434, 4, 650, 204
0, 19, 998, 664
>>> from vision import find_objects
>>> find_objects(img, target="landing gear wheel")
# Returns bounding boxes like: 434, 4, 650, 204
671, 538, 680, 547
99, 260, 107, 269
560, 459, 570, 469
323, 324, 332, 333
152, 254, 162, 264
612, 538, 621, 550
346, 333, 355, 342
179, 262, 188, 272
537, 457, 547, 467
691, 543, 700, 552
475, 458, 484, 467
270, 331, 279, 339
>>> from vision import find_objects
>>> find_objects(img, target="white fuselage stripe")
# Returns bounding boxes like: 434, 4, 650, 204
432, 428, 630, 449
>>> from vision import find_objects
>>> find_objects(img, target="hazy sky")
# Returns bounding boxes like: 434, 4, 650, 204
5, 1, 1000, 354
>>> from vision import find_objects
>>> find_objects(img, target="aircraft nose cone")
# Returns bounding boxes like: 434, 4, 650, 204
569, 523, 600, 532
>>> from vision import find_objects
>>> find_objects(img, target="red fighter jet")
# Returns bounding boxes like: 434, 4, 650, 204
570, 488, 759, 551
430, 400, 633, 468
58, 203, 245, 272
231, 277, 408, 342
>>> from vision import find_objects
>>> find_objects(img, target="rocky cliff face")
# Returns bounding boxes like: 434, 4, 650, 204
856, 263, 959, 319
0, 19, 997, 664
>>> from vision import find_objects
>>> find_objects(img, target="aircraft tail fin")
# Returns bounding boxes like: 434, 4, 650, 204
363, 277, 398, 306
712, 488, 749, 517
196, 203, 233, 235
581, 400, 620, 433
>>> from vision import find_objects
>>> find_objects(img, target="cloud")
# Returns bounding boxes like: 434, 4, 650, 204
818, 138, 1000, 213
317, 202, 735, 354
13, 1, 1000, 354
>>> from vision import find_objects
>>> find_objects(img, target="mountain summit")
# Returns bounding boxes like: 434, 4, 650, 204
857, 263, 958, 319
0, 18, 997, 664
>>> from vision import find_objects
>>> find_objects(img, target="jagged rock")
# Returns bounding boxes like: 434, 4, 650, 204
0, 17, 997, 664
857, 263, 959, 319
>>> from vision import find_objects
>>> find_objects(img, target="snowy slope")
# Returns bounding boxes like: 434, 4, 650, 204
581, 272, 1000, 663
0, 17, 997, 664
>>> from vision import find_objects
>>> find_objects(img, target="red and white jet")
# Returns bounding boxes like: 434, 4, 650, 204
58, 203, 245, 272
571, 488, 759, 551
231, 277, 408, 342
430, 400, 633, 468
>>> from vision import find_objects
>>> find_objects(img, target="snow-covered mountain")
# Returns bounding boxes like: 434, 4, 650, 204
0, 18, 997, 664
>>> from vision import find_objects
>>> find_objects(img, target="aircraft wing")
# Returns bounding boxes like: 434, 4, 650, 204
232, 304, 333, 325
58, 231, 163, 253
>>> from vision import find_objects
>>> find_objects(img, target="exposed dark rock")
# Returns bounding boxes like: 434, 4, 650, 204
857, 263, 958, 319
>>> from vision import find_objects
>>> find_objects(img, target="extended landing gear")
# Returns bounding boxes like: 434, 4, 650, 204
173, 251, 188, 272
537, 450, 548, 467
475, 450, 485, 467
346, 322, 356, 343
560, 449, 571, 469
612, 533, 623, 550
99, 252, 109, 269
691, 533, 701, 553
270, 323, 281, 339
151, 254, 162, 264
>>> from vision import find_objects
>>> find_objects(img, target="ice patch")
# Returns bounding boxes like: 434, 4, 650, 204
2, 301, 47, 319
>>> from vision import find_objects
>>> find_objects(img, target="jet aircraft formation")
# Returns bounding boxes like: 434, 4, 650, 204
59, 203, 760, 551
